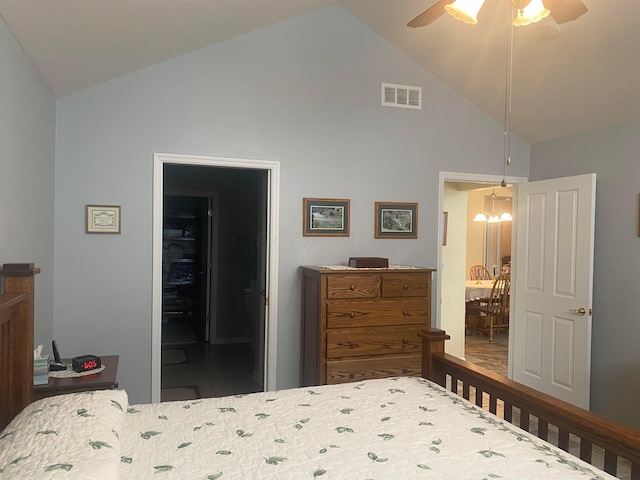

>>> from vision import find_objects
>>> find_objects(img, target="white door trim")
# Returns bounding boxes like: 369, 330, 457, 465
152, 153, 280, 403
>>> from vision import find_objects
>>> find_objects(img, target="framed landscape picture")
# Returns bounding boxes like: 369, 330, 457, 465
303, 198, 350, 236
375, 202, 418, 239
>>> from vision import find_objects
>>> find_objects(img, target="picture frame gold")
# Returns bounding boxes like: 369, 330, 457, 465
86, 205, 121, 234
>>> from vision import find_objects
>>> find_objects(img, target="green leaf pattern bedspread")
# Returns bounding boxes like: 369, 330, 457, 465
119, 377, 614, 479
0, 390, 126, 479
0, 377, 616, 479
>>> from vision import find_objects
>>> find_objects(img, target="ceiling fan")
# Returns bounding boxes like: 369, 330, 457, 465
408, 0, 588, 28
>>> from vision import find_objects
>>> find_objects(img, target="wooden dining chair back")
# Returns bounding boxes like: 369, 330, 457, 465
477, 273, 510, 341
470, 264, 492, 280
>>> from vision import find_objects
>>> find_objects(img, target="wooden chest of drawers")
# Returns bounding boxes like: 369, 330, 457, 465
301, 266, 435, 386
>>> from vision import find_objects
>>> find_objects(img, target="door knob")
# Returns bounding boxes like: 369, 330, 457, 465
569, 307, 587, 316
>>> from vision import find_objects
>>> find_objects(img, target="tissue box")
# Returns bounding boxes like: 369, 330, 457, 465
34, 356, 49, 385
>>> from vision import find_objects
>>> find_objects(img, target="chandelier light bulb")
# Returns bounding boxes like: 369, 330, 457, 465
445, 0, 486, 25
513, 0, 550, 26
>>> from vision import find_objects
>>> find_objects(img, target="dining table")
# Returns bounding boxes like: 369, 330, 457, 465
465, 279, 495, 301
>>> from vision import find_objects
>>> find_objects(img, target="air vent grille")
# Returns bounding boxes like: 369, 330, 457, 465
381, 83, 422, 109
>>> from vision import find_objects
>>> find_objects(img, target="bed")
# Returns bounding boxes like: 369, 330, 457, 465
2, 264, 640, 479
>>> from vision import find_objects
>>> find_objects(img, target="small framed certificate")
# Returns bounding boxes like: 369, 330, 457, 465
85, 205, 121, 234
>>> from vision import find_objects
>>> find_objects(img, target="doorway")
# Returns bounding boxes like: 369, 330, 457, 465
437, 172, 527, 379
152, 154, 280, 403
463, 185, 512, 376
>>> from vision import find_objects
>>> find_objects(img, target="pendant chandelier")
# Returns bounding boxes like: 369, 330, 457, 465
474, 191, 512, 223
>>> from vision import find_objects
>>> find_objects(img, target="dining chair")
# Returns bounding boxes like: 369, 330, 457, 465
465, 300, 482, 335
477, 273, 510, 342
469, 264, 492, 280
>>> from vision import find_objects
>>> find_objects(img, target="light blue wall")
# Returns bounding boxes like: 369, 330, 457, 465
54, 6, 529, 404
530, 120, 640, 429
0, 15, 56, 346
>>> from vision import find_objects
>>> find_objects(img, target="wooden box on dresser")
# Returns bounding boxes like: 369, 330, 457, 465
301, 265, 435, 386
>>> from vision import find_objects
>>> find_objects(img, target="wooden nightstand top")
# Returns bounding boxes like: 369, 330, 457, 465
34, 355, 119, 399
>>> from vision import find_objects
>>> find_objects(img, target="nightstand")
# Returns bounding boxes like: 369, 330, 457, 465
34, 355, 119, 400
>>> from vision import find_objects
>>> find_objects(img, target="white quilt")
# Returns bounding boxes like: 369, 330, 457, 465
0, 390, 127, 479
0, 377, 616, 479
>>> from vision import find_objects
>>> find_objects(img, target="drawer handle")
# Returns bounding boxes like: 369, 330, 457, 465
349, 372, 355, 379
402, 367, 409, 374
402, 310, 410, 316
402, 338, 408, 344
349, 312, 356, 318
349, 284, 356, 290
403, 283, 409, 289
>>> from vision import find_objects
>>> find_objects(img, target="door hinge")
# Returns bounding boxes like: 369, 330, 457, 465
265, 296, 269, 306
207, 209, 213, 217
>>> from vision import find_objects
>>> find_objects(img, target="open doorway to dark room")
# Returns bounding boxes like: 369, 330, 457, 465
160, 164, 267, 401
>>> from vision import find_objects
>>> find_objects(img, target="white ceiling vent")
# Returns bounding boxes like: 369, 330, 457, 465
381, 83, 422, 109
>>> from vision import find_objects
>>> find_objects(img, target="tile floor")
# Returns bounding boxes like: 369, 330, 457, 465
464, 330, 508, 376
161, 341, 262, 401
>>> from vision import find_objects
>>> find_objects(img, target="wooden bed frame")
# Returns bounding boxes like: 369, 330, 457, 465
0, 263, 39, 430
1, 264, 639, 478
420, 328, 640, 479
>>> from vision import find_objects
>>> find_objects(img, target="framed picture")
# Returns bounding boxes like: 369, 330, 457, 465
375, 202, 418, 239
303, 198, 350, 236
86, 205, 121, 234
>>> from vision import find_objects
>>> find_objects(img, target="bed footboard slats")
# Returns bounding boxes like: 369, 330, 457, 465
580, 439, 593, 464
503, 402, 513, 423
420, 328, 640, 480
519, 409, 530, 431
537, 418, 548, 442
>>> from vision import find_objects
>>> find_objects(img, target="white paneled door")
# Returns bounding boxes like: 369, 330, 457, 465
512, 174, 596, 409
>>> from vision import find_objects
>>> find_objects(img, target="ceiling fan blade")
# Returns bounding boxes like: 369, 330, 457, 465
544, 0, 588, 24
407, 0, 451, 28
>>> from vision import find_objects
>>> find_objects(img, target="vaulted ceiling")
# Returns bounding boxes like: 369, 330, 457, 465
1, 0, 638, 144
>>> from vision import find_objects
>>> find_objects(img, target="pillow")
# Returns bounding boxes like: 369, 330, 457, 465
0, 389, 128, 479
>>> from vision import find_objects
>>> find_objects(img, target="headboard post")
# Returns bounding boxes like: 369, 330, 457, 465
0, 263, 40, 430
418, 328, 450, 384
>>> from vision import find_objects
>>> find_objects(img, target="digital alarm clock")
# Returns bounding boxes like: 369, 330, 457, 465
72, 354, 102, 373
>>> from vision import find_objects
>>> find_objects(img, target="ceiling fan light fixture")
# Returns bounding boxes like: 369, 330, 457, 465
499, 212, 513, 222
444, 0, 486, 25
512, 0, 550, 26
487, 213, 501, 223
474, 212, 488, 222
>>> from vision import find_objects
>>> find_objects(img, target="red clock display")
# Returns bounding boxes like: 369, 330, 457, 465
83, 359, 98, 369
72, 355, 102, 373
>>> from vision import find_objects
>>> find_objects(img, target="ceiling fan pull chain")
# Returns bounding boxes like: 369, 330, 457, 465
502, 6, 515, 187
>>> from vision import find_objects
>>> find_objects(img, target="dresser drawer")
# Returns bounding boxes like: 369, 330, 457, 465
326, 299, 429, 328
327, 274, 380, 299
326, 354, 422, 384
326, 326, 422, 359
381, 273, 431, 298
